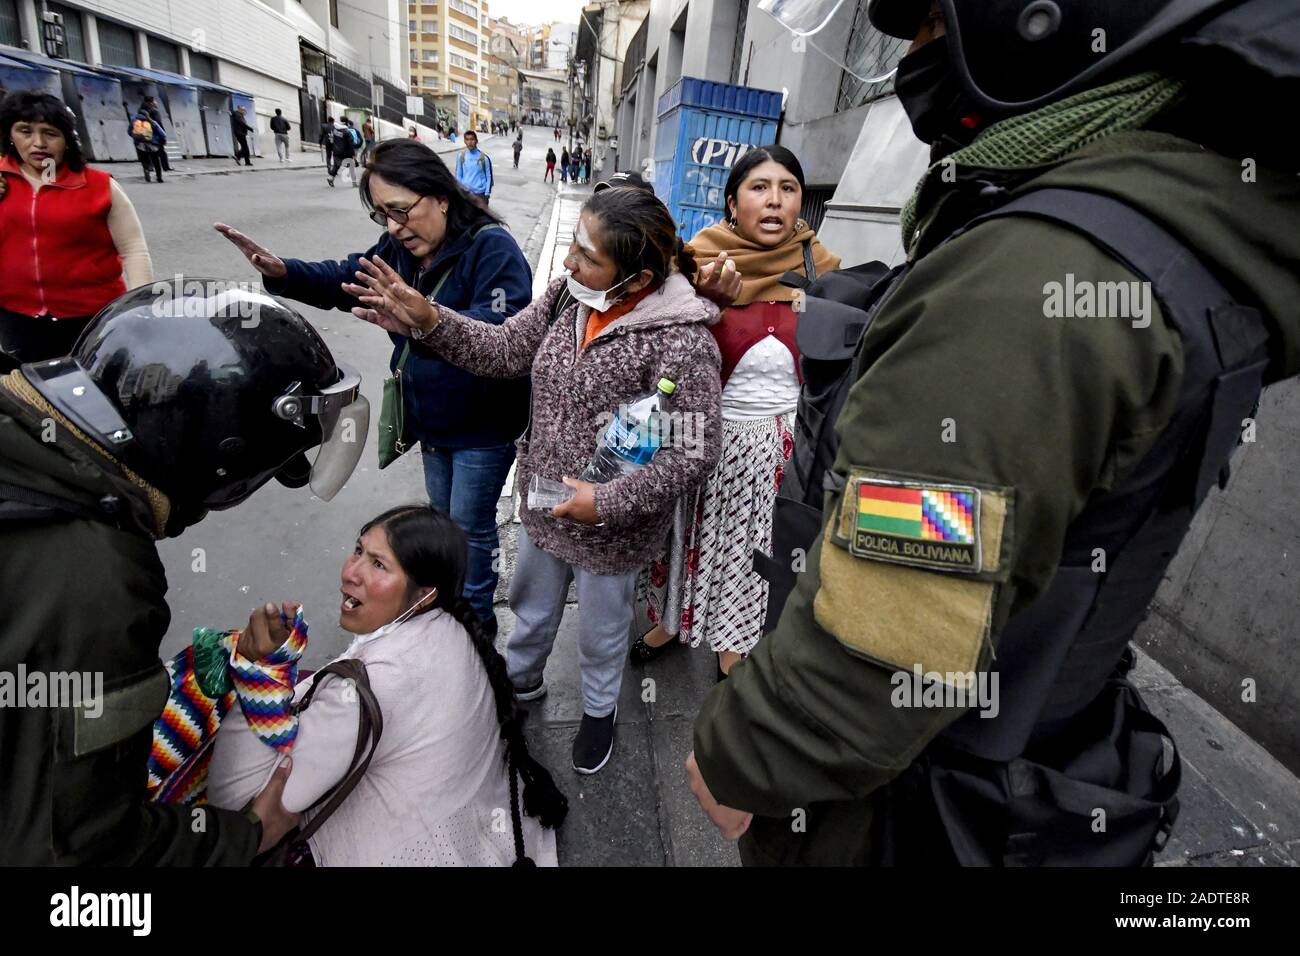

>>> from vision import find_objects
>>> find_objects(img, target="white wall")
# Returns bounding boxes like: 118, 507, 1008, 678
71, 0, 302, 86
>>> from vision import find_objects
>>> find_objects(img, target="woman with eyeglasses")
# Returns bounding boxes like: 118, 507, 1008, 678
215, 139, 534, 639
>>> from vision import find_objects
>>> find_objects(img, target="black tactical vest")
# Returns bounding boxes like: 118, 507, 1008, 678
765, 186, 1275, 864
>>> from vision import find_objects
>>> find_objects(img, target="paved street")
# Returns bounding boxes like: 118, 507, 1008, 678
119, 130, 1300, 868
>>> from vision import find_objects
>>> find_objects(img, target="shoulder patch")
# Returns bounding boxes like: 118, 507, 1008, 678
849, 477, 980, 572
831, 469, 1012, 579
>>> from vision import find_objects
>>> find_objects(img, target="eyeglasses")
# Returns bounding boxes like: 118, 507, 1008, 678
369, 194, 426, 227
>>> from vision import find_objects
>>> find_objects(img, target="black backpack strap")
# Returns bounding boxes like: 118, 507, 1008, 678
802, 237, 816, 283
957, 187, 1270, 507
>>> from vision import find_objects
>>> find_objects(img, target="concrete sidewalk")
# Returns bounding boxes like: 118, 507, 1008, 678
498, 183, 1300, 867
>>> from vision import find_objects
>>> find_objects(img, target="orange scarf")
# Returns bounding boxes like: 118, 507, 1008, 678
582, 285, 655, 350
687, 218, 841, 306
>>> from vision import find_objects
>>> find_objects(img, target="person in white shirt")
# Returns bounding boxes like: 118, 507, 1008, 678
207, 504, 567, 865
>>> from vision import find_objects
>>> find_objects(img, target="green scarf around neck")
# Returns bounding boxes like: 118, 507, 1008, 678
900, 71, 1186, 257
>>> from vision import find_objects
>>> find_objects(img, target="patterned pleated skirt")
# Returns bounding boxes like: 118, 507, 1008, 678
638, 412, 794, 655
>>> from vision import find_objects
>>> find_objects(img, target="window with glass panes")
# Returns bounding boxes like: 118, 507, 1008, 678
98, 20, 140, 67
0, 0, 24, 47
835, 1, 908, 112
148, 36, 181, 74
189, 51, 215, 81
47, 2, 86, 61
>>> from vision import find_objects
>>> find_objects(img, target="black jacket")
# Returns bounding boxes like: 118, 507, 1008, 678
0, 388, 260, 865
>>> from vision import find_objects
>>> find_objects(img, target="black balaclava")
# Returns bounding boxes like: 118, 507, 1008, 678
893, 35, 987, 160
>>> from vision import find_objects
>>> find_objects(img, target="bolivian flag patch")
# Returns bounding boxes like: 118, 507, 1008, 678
849, 478, 981, 572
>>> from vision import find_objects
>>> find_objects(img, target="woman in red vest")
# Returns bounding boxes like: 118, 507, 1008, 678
635, 145, 841, 678
0, 92, 153, 372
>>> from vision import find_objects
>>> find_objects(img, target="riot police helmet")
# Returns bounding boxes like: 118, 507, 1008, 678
20, 279, 368, 533
869, 1, 1290, 115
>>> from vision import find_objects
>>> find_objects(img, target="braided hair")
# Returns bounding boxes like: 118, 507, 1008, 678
358, 505, 569, 863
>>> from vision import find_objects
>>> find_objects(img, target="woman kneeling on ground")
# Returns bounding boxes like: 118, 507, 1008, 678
206, 505, 567, 866
344, 187, 724, 776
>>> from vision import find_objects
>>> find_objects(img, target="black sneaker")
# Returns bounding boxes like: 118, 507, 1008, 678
572, 706, 616, 775
514, 678, 547, 702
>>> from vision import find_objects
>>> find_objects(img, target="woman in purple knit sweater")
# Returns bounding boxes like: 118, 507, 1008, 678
342, 187, 723, 775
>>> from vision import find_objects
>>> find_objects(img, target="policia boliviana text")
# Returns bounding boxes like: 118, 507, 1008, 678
0, 286, 368, 864
688, 0, 1300, 864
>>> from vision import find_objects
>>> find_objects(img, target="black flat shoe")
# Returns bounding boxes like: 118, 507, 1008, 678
630, 629, 679, 665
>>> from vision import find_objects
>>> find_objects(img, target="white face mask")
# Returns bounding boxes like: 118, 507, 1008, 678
566, 270, 635, 312
350, 590, 434, 648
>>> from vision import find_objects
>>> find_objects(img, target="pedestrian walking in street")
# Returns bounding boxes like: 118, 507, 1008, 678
455, 129, 493, 206
130, 100, 167, 183
142, 96, 171, 171
319, 115, 335, 167
215, 139, 533, 636
635, 145, 840, 679
271, 107, 291, 162
325, 117, 359, 187
0, 92, 153, 371
361, 117, 376, 163
231, 105, 254, 166
560, 147, 570, 183
201, 505, 567, 866
0, 283, 361, 863
544, 147, 556, 182
512, 135, 522, 169
687, 0, 1300, 867
346, 186, 723, 776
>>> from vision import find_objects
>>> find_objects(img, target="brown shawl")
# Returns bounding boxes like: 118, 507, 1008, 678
687, 218, 842, 306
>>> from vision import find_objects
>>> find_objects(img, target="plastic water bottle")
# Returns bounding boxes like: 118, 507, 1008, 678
581, 378, 676, 483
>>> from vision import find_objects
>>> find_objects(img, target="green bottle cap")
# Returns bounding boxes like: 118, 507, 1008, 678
657, 377, 676, 395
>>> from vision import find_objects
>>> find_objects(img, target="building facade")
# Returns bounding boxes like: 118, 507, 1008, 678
406, 0, 492, 129
574, 0, 649, 177
612, 0, 927, 265
0, 0, 413, 154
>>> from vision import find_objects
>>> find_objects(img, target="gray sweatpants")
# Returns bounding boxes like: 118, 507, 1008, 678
274, 132, 290, 160
507, 525, 636, 718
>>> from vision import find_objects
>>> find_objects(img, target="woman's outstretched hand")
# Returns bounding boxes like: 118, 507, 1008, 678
344, 254, 438, 337
238, 601, 294, 660
694, 251, 743, 310
213, 223, 287, 279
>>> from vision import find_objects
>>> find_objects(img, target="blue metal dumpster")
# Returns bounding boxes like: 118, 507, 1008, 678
653, 77, 782, 240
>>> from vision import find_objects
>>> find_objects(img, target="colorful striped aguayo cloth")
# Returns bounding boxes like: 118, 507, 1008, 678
147, 606, 308, 806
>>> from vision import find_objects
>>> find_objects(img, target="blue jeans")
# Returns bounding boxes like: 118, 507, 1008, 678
421, 442, 516, 623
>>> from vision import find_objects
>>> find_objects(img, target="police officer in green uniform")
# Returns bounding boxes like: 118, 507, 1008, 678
687, 0, 1300, 865
0, 283, 368, 864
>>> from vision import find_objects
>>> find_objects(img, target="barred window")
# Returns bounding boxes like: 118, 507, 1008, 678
729, 0, 749, 86
835, 1, 908, 112
98, 19, 139, 68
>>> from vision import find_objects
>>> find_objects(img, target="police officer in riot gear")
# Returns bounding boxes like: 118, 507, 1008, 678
687, 0, 1300, 865
0, 281, 368, 864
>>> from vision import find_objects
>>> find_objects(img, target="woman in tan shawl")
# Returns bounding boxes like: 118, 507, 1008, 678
634, 145, 841, 678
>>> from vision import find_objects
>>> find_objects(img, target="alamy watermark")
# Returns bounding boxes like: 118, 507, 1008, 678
150, 275, 268, 328
1043, 274, 1152, 328
891, 664, 1000, 719
593, 406, 708, 460
0, 665, 103, 718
